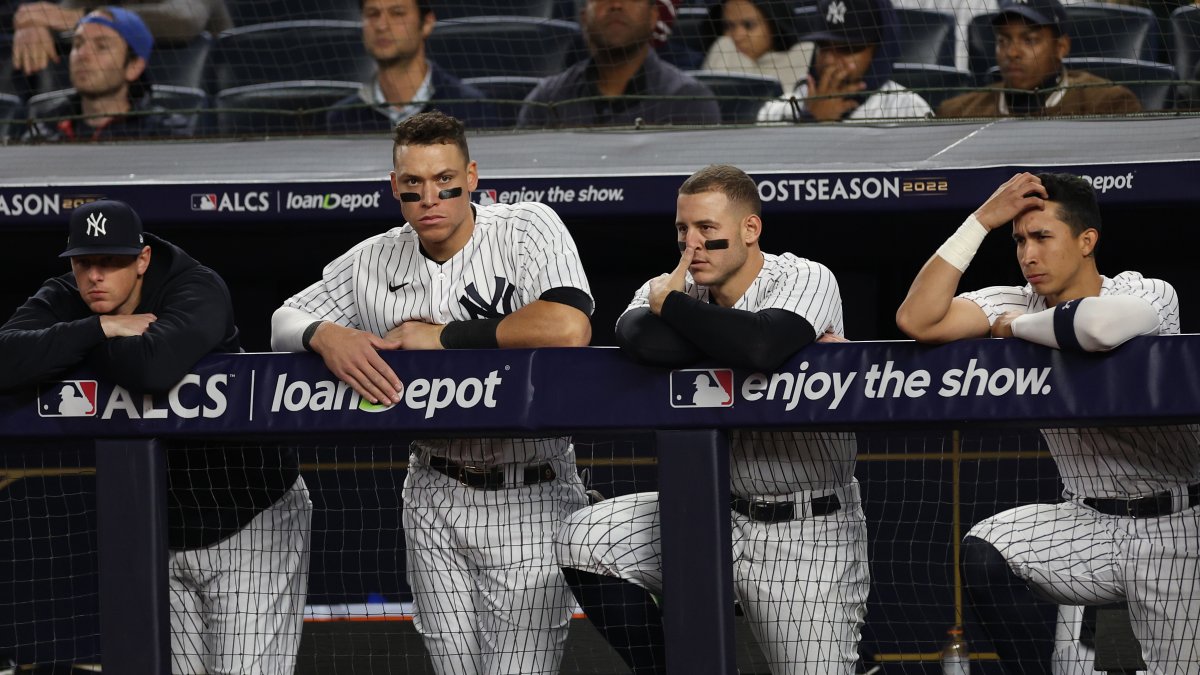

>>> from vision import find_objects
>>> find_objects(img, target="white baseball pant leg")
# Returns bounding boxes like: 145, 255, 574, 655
555, 484, 868, 675
169, 475, 312, 675
732, 481, 869, 675
403, 450, 586, 675
967, 500, 1199, 675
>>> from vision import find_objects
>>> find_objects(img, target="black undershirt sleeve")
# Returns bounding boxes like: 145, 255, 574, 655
615, 307, 706, 367
539, 287, 594, 317
659, 291, 817, 371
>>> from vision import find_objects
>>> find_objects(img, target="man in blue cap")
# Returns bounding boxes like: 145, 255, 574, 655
25, 7, 192, 141
938, 0, 1141, 117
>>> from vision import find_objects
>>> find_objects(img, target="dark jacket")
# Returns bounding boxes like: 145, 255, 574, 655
0, 234, 298, 550
937, 70, 1142, 118
327, 60, 502, 132
517, 49, 721, 128
24, 92, 194, 142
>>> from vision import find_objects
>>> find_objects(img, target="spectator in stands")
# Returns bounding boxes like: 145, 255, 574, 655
701, 0, 812, 91
517, 0, 721, 128
0, 200, 312, 675
327, 0, 500, 133
937, 0, 1142, 117
758, 0, 932, 121
11, 0, 231, 77
23, 8, 193, 141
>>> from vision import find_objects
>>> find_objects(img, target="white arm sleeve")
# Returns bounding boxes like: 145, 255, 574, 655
271, 305, 324, 352
1010, 295, 1161, 352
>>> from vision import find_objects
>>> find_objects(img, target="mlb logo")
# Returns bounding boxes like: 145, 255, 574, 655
473, 189, 498, 206
670, 369, 734, 408
190, 193, 218, 211
37, 380, 98, 418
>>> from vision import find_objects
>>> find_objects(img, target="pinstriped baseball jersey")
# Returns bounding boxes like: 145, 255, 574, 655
959, 271, 1200, 498
623, 252, 855, 496
282, 201, 593, 465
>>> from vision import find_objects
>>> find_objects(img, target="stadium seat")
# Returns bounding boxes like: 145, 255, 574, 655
1062, 3, 1158, 64
425, 17, 581, 80
460, 75, 542, 127
966, 13, 997, 80
1170, 6, 1200, 106
1061, 57, 1176, 111
889, 63, 974, 110
225, 0, 359, 25
687, 71, 783, 124
0, 33, 14, 95
893, 8, 956, 68
0, 92, 22, 139
968, 4, 1158, 80
672, 5, 716, 56
212, 20, 373, 92
215, 80, 359, 136
27, 84, 210, 135
433, 0, 562, 21
149, 33, 213, 90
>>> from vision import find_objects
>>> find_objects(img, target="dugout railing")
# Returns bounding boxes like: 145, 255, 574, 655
1, 337, 1197, 673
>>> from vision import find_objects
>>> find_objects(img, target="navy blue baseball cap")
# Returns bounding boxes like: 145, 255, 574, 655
78, 7, 154, 62
994, 0, 1067, 34
60, 200, 146, 258
803, 0, 883, 46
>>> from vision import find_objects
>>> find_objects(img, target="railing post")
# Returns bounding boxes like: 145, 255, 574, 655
657, 429, 736, 674
96, 438, 169, 674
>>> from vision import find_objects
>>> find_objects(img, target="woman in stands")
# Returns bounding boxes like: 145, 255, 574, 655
701, 0, 812, 89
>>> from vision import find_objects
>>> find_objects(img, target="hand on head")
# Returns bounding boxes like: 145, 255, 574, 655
974, 173, 1048, 230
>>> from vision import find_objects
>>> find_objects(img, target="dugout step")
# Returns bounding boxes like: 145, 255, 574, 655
296, 614, 776, 674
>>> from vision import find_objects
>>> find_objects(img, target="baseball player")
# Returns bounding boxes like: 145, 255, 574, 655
270, 111, 594, 675
896, 172, 1199, 674
0, 200, 312, 675
554, 164, 867, 675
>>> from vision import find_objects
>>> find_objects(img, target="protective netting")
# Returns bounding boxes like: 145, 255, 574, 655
2, 423, 1194, 673
2, 0, 1198, 141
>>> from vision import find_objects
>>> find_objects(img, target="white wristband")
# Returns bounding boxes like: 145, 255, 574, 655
935, 214, 989, 273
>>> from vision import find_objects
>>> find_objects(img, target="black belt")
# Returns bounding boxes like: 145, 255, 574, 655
731, 493, 841, 523
426, 455, 556, 490
1083, 483, 1200, 518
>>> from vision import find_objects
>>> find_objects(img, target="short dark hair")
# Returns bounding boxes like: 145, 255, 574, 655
679, 164, 762, 216
361, 0, 431, 16
392, 110, 470, 163
1037, 172, 1100, 238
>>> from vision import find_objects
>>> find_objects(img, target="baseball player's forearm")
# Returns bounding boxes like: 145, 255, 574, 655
0, 315, 106, 391
492, 300, 591, 348
660, 293, 816, 371
897, 217, 993, 343
1011, 296, 1161, 352
615, 307, 705, 367
91, 281, 235, 393
271, 305, 322, 352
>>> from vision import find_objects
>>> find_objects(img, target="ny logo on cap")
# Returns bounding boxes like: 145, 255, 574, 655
86, 211, 107, 237
826, 0, 847, 24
